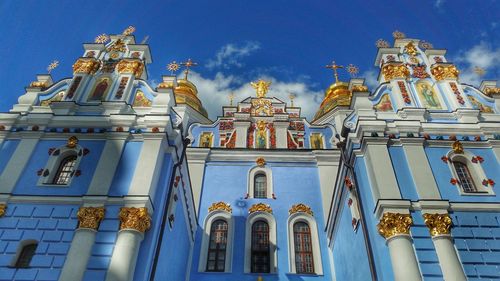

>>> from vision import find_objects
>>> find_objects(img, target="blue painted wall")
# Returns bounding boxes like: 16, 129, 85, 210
13, 140, 105, 196
331, 196, 371, 280
388, 146, 419, 200
190, 162, 333, 280
0, 140, 19, 174
425, 147, 499, 202
108, 141, 143, 196
0, 204, 78, 281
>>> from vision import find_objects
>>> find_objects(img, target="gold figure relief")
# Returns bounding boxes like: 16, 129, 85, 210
0, 204, 6, 217
382, 63, 410, 80
30, 81, 47, 88
133, 91, 152, 107
118, 207, 151, 233
256, 157, 266, 167
250, 80, 272, 98
208, 202, 232, 213
452, 140, 464, 154
289, 203, 314, 216
200, 132, 213, 148
431, 64, 460, 81
310, 133, 324, 149
423, 213, 453, 237
404, 41, 418, 57
66, 136, 79, 148
351, 85, 368, 92
249, 203, 273, 214
107, 39, 127, 53
377, 212, 413, 239
77, 207, 105, 230
72, 58, 101, 74
116, 59, 144, 78
251, 98, 273, 116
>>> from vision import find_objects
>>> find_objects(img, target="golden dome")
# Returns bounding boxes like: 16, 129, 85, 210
168, 79, 208, 117
313, 81, 352, 120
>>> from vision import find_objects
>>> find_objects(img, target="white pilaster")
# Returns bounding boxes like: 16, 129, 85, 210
234, 121, 249, 148
313, 150, 340, 222
186, 148, 210, 212
432, 236, 467, 281
386, 235, 422, 281
87, 138, 127, 195
0, 136, 39, 193
105, 230, 144, 281
400, 139, 441, 199
60, 229, 97, 281
274, 121, 288, 148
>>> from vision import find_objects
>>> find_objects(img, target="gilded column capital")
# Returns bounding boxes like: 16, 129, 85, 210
116, 59, 144, 78
377, 212, 413, 239
431, 64, 459, 81
382, 63, 410, 80
73, 58, 101, 74
423, 213, 452, 237
0, 204, 6, 217
77, 207, 105, 230
119, 207, 151, 233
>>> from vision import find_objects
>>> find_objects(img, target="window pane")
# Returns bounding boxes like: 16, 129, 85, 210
453, 161, 478, 193
206, 220, 228, 272
52, 155, 77, 185
251, 220, 270, 273
15, 243, 38, 268
254, 174, 267, 198
294, 222, 314, 274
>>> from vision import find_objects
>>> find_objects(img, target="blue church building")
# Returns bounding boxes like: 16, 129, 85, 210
0, 28, 499, 281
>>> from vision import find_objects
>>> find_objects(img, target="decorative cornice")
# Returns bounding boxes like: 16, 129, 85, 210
289, 203, 313, 216
208, 201, 232, 213
377, 212, 413, 239
431, 64, 459, 81
423, 213, 452, 236
249, 203, 273, 214
382, 63, 409, 80
0, 204, 6, 217
116, 59, 144, 78
72, 58, 101, 74
77, 207, 105, 230
118, 207, 151, 233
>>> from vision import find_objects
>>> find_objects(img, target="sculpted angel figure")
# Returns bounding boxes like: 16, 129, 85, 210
251, 80, 272, 98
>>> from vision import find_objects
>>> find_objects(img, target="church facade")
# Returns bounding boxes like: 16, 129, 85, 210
0, 28, 498, 281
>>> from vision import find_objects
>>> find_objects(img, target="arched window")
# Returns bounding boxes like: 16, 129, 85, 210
14, 241, 37, 268
452, 160, 477, 193
206, 220, 228, 272
52, 155, 77, 185
251, 220, 270, 273
293, 222, 314, 274
254, 174, 267, 198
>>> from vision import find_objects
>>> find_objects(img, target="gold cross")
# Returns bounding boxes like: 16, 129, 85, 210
289, 93, 296, 107
180, 58, 198, 80
325, 61, 344, 83
229, 92, 235, 106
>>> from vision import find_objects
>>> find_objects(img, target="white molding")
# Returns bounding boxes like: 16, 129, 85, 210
198, 210, 234, 273
287, 212, 323, 275
244, 211, 278, 273
0, 195, 153, 210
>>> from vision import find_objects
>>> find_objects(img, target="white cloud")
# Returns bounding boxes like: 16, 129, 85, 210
361, 69, 380, 91
206, 41, 261, 69
454, 41, 500, 86
435, 0, 445, 8
189, 71, 324, 120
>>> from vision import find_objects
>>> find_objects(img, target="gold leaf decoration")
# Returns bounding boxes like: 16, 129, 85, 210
377, 212, 413, 239
256, 157, 266, 167
382, 63, 410, 80
72, 58, 101, 75
118, 207, 151, 233
289, 203, 313, 216
116, 59, 144, 78
77, 207, 105, 230
66, 136, 78, 148
431, 64, 459, 81
452, 140, 464, 154
248, 203, 272, 214
208, 202, 232, 213
423, 213, 452, 236
0, 204, 6, 217
484, 87, 500, 97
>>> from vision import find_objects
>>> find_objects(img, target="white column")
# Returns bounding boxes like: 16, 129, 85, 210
105, 207, 151, 281
60, 207, 105, 281
186, 148, 210, 211
378, 212, 422, 281
87, 138, 126, 195
128, 137, 165, 197
0, 136, 39, 193
423, 213, 466, 281
233, 121, 249, 148
274, 121, 288, 148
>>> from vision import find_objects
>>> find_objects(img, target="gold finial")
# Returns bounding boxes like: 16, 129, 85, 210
47, 60, 59, 74
289, 93, 296, 107
347, 64, 359, 77
229, 92, 235, 106
250, 79, 272, 98
122, 25, 136, 36
419, 41, 434, 50
167, 61, 180, 75
180, 58, 198, 80
94, 33, 110, 44
325, 61, 344, 83
474, 66, 486, 76
375, 39, 390, 48
392, 30, 406, 39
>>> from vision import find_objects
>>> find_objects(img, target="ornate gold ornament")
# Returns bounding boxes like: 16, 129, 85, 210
423, 213, 452, 236
29, 81, 47, 88
289, 203, 313, 216
375, 39, 390, 48
116, 59, 144, 78
326, 61, 344, 83
381, 63, 410, 80
167, 61, 180, 74
122, 25, 136, 36
404, 41, 418, 57
251, 80, 272, 98
47, 60, 59, 73
251, 98, 273, 116
66, 136, 78, 148
77, 207, 105, 230
180, 58, 198, 80
347, 64, 359, 77
0, 204, 6, 217
452, 140, 464, 154
208, 202, 232, 213
351, 85, 368, 92
249, 203, 273, 214
72, 58, 101, 74
95, 33, 110, 44
107, 39, 127, 53
431, 64, 459, 81
256, 157, 266, 167
419, 41, 433, 50
484, 87, 500, 96
118, 207, 151, 233
392, 30, 406, 39
377, 212, 413, 239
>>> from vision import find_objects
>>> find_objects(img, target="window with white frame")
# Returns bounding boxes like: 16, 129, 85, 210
244, 211, 277, 273
287, 213, 323, 275
199, 207, 234, 273
447, 150, 494, 195
38, 137, 84, 186
248, 166, 273, 199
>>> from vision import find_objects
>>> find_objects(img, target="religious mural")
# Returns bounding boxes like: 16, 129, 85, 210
40, 91, 65, 106
373, 94, 393, 111
133, 90, 152, 107
310, 133, 324, 149
468, 96, 494, 113
199, 132, 213, 148
415, 81, 443, 109
88, 77, 110, 101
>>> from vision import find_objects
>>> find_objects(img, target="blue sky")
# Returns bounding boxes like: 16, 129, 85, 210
0, 0, 498, 119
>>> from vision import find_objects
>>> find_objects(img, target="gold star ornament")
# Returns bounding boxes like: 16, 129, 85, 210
47, 60, 59, 73
167, 61, 180, 74
94, 34, 110, 44
123, 26, 136, 36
